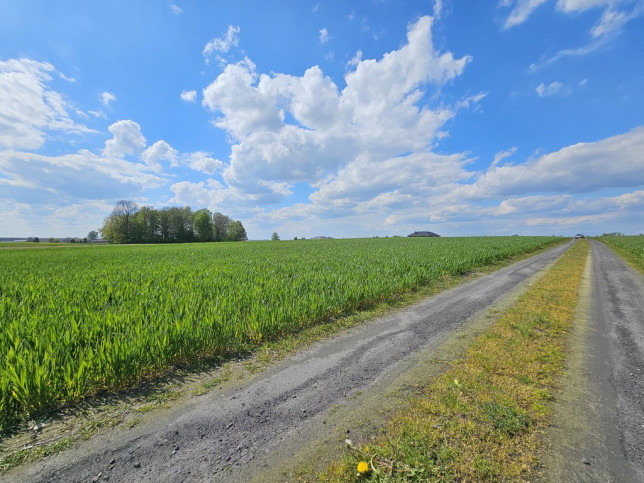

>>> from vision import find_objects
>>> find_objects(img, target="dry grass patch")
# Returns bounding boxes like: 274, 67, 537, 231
322, 240, 589, 482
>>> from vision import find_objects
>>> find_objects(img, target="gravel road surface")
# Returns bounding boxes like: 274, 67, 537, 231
5, 242, 572, 483
542, 240, 644, 482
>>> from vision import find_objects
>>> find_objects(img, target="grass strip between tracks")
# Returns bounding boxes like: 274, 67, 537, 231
322, 240, 590, 482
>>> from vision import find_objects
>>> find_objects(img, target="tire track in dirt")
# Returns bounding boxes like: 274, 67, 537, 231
540, 240, 644, 482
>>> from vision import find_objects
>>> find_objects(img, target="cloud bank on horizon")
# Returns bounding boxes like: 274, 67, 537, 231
0, 0, 642, 239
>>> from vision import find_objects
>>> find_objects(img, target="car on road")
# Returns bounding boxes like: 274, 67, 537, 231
574, 234, 585, 239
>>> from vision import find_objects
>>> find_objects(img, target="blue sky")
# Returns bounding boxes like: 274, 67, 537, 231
1, 0, 643, 239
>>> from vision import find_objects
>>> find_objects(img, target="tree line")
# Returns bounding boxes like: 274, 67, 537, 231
100, 200, 247, 244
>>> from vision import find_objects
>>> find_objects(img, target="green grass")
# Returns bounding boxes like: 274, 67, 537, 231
598, 235, 644, 272
0, 242, 63, 248
322, 240, 589, 482
0, 236, 562, 431
0, 437, 75, 471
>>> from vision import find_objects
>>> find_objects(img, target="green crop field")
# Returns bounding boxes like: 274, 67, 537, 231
0, 236, 561, 431
599, 235, 644, 271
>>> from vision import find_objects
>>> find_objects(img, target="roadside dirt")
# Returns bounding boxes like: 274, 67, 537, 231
539, 240, 644, 482
3, 242, 572, 482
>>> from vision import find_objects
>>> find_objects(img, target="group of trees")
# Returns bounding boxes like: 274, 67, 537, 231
27, 236, 93, 243
100, 200, 247, 244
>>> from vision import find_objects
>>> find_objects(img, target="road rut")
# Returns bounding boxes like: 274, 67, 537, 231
541, 240, 644, 482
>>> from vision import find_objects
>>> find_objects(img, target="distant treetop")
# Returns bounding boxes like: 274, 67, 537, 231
100, 201, 247, 244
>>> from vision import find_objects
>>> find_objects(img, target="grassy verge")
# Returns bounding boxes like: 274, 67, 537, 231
322, 240, 589, 481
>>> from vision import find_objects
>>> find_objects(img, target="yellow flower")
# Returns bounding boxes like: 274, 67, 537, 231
357, 461, 370, 474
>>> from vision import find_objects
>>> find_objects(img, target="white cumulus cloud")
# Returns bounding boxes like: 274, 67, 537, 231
450, 126, 644, 200
496, 194, 572, 215
319, 28, 330, 44
347, 50, 363, 67
0, 148, 167, 206
102, 120, 147, 158
169, 179, 236, 212
536, 81, 563, 96
203, 25, 241, 59
0, 58, 94, 150
202, 57, 284, 141
141, 140, 178, 171
180, 89, 197, 102
201, 16, 472, 206
492, 147, 518, 167
185, 151, 224, 175
101, 91, 116, 107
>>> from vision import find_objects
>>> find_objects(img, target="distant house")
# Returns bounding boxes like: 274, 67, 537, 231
408, 231, 440, 237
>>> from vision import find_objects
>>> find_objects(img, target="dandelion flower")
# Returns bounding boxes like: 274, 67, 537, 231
357, 461, 369, 474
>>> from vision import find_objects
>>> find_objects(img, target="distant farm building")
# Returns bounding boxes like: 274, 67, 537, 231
407, 231, 440, 237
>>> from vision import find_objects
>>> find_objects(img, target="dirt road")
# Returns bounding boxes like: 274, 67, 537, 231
542, 240, 644, 482
6, 243, 573, 482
